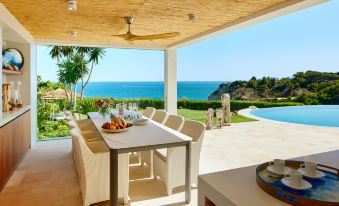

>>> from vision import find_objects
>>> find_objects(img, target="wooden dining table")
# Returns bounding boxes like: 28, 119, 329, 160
88, 112, 192, 206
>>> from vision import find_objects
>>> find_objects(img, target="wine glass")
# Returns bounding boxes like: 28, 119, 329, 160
133, 103, 138, 111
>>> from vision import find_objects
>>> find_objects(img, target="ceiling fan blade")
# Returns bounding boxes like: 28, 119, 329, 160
111, 34, 128, 38
129, 32, 180, 41
111, 33, 138, 40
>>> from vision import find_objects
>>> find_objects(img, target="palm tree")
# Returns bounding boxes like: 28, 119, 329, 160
49, 46, 105, 104
49, 46, 74, 62
49, 46, 75, 103
58, 56, 83, 108
80, 47, 105, 98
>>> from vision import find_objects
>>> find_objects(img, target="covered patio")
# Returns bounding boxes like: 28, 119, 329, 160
0, 0, 336, 206
1, 117, 339, 206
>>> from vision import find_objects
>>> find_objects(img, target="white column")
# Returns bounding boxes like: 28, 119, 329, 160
30, 44, 37, 145
0, 27, 2, 114
164, 48, 177, 114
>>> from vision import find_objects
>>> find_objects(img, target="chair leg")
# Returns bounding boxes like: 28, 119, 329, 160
83, 198, 90, 206
149, 150, 154, 178
166, 184, 173, 196
138, 152, 141, 164
150, 157, 154, 178
123, 195, 129, 205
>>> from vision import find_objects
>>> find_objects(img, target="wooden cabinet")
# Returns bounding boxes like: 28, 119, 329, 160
0, 111, 30, 191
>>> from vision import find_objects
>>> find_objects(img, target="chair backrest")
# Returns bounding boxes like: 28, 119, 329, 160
67, 120, 78, 129
70, 128, 86, 194
180, 120, 206, 142
152, 110, 169, 124
65, 111, 74, 121
142, 107, 156, 118
164, 115, 184, 131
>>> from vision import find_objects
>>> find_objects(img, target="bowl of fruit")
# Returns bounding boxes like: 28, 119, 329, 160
101, 115, 133, 133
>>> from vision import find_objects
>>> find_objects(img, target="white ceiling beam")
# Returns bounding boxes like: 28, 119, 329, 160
168, 0, 328, 49
0, 4, 34, 44
35, 38, 167, 51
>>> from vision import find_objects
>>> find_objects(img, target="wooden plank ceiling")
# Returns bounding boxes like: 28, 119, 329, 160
1, 0, 292, 49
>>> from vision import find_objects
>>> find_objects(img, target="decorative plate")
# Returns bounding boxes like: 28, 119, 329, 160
2, 48, 24, 70
103, 127, 130, 133
298, 168, 326, 179
281, 177, 312, 190
267, 165, 291, 176
132, 118, 148, 126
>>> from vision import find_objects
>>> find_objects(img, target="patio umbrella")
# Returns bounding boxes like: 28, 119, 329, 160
41, 89, 80, 120
41, 88, 80, 100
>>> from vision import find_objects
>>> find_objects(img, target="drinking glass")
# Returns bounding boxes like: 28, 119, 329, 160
133, 103, 137, 111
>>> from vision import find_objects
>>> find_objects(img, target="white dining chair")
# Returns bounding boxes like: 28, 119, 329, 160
142, 107, 156, 118
151, 110, 168, 124
164, 115, 185, 131
67, 119, 97, 131
153, 120, 206, 195
71, 128, 129, 206
68, 119, 100, 160
139, 112, 181, 178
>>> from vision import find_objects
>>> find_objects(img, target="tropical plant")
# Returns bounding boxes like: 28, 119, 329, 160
49, 46, 75, 103
49, 46, 105, 103
37, 101, 54, 127
75, 47, 105, 99
58, 56, 83, 108
83, 47, 105, 98
38, 120, 70, 139
77, 98, 100, 114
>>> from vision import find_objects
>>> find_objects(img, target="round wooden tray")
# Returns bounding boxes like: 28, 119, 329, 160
256, 160, 339, 206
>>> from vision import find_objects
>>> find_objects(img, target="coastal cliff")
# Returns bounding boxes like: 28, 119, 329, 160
208, 71, 339, 104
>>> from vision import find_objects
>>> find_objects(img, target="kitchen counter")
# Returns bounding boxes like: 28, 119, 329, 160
0, 105, 31, 127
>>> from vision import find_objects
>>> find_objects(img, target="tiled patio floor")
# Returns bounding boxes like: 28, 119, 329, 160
1, 119, 339, 206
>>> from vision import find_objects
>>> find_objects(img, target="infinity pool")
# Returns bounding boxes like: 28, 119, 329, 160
250, 105, 339, 127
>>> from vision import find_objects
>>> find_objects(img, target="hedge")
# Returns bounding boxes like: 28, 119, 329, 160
115, 98, 303, 111
75, 97, 303, 114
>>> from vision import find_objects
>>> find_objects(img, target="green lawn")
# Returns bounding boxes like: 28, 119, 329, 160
177, 109, 256, 123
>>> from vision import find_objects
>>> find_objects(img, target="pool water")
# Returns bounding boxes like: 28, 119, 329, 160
250, 105, 339, 127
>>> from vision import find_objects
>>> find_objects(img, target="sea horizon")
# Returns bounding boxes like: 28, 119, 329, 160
74, 81, 225, 100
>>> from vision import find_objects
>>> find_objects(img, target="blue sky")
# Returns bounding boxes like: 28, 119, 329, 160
37, 0, 339, 82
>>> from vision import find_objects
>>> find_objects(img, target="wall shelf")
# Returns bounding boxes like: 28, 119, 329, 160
2, 69, 22, 75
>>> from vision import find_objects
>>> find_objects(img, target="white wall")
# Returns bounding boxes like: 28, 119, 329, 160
0, 27, 2, 114
0, 5, 37, 145
2, 41, 37, 145
5, 42, 32, 105
30, 45, 37, 145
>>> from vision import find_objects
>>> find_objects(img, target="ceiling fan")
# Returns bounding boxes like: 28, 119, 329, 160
112, 17, 180, 42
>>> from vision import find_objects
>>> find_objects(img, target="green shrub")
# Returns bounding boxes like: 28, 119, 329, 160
38, 120, 70, 139
37, 101, 54, 127
77, 97, 101, 114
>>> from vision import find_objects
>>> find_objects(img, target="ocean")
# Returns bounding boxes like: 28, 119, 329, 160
76, 81, 223, 100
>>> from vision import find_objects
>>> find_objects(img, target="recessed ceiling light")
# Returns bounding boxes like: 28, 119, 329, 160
188, 14, 195, 22
71, 31, 77, 38
68, 0, 77, 11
